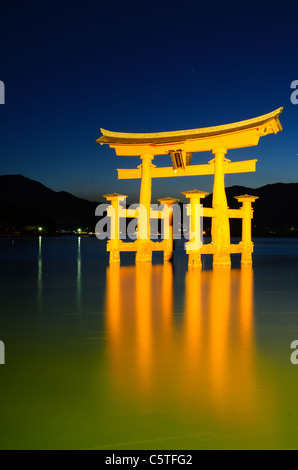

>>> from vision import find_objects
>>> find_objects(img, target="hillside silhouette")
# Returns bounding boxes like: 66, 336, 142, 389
0, 175, 297, 236
0, 175, 98, 234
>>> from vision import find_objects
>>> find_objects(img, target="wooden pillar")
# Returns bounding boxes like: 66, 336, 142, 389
182, 190, 208, 268
103, 193, 126, 264
136, 154, 154, 262
211, 148, 231, 266
157, 197, 180, 262
235, 195, 258, 265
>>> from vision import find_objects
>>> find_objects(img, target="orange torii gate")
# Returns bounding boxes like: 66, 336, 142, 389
97, 107, 283, 266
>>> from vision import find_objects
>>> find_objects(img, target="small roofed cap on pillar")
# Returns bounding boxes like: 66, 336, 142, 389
235, 194, 259, 202
103, 193, 127, 200
182, 190, 209, 199
157, 197, 180, 206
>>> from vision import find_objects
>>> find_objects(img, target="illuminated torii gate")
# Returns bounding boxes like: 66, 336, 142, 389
97, 107, 283, 266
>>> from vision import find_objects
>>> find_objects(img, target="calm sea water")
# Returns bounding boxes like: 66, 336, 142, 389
0, 236, 298, 450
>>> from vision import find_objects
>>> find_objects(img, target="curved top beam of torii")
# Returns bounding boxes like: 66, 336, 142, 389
97, 107, 283, 156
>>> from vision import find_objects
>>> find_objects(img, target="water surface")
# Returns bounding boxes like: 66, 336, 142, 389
0, 237, 298, 449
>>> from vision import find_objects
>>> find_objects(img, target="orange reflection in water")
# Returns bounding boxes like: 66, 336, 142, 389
208, 266, 231, 400
199, 266, 258, 417
105, 262, 276, 430
135, 263, 152, 388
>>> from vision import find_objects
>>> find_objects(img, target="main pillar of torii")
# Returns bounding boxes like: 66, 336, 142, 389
97, 108, 283, 265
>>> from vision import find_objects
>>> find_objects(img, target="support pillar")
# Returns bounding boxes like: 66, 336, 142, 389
157, 197, 180, 262
103, 193, 126, 264
211, 148, 231, 266
235, 195, 259, 265
136, 154, 154, 262
182, 190, 208, 268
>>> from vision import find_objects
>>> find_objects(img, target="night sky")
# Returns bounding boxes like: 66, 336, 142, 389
0, 0, 297, 202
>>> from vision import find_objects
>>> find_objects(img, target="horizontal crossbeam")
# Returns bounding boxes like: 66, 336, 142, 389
107, 241, 250, 254
107, 240, 167, 252
117, 159, 257, 180
189, 243, 247, 254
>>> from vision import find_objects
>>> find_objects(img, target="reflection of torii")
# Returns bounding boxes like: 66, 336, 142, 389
98, 108, 283, 266
104, 263, 273, 427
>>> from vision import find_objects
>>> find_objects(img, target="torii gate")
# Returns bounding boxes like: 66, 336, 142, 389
97, 107, 283, 266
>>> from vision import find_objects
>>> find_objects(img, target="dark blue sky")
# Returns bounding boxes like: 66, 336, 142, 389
0, 0, 297, 202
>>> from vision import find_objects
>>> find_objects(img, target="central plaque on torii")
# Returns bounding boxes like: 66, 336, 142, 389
97, 108, 283, 266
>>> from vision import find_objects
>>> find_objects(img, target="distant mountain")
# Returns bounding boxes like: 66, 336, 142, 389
0, 175, 298, 236
0, 175, 99, 233
203, 183, 298, 236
